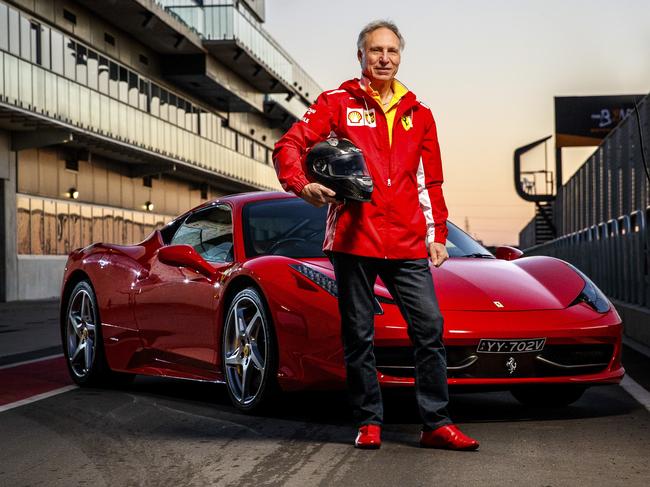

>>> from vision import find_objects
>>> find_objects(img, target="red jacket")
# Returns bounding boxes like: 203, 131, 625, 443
273, 78, 448, 259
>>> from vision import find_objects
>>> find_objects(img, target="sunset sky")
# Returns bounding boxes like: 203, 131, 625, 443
264, 0, 650, 245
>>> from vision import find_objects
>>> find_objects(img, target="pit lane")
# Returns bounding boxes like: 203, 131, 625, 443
1, 301, 649, 486
2, 370, 650, 486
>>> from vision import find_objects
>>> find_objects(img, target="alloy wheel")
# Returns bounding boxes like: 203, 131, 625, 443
223, 292, 269, 407
66, 288, 97, 379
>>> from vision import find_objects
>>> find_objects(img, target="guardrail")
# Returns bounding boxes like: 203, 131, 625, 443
525, 206, 650, 309
521, 93, 650, 314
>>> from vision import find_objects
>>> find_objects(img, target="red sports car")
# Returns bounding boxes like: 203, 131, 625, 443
61, 191, 624, 411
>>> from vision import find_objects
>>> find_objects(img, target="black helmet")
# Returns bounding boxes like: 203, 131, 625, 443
305, 138, 373, 202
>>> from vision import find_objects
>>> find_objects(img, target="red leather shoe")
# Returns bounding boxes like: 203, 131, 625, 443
420, 424, 479, 451
354, 424, 381, 449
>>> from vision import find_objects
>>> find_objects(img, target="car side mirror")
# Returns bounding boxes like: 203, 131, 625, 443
495, 246, 524, 261
158, 245, 215, 277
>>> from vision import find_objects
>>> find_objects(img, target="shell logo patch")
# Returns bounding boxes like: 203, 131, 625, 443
347, 108, 363, 126
347, 108, 376, 127
401, 114, 413, 131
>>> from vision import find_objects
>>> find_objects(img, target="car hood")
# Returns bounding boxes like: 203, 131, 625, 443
298, 256, 585, 311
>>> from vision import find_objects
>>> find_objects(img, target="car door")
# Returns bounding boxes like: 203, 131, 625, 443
134, 204, 235, 371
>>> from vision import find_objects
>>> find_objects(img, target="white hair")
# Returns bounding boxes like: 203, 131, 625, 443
357, 20, 405, 52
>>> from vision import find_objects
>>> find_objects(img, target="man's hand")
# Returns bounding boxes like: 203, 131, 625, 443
300, 182, 338, 207
429, 242, 449, 267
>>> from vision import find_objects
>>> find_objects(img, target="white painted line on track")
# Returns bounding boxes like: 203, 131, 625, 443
0, 385, 78, 413
620, 376, 650, 413
0, 354, 64, 370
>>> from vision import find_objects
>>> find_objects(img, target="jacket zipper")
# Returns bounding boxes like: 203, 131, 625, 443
358, 88, 415, 258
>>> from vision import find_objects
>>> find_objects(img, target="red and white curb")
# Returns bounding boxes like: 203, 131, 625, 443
0, 353, 65, 371
0, 354, 76, 413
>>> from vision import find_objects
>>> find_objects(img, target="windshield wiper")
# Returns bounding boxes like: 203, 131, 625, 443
459, 253, 495, 259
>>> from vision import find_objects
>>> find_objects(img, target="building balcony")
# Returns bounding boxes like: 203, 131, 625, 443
75, 1, 271, 113
0, 50, 280, 192
264, 93, 306, 131
75, 0, 205, 55
161, 2, 295, 95
291, 63, 322, 106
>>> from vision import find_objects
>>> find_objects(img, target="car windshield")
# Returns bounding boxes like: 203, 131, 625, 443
242, 198, 493, 259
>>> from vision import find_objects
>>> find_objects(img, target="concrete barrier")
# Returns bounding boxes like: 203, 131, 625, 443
613, 299, 650, 349
16, 256, 67, 301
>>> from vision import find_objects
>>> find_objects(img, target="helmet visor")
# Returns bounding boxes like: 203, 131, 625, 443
322, 153, 370, 177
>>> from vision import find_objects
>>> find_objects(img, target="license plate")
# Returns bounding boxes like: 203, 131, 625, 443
477, 338, 546, 354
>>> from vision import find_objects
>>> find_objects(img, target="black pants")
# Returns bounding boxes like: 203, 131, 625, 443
330, 251, 451, 430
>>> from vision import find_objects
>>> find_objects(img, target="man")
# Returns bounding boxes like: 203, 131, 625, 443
273, 20, 479, 451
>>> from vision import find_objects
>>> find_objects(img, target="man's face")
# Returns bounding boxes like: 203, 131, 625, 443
358, 27, 401, 83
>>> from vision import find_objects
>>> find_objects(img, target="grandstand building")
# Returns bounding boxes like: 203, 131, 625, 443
0, 0, 319, 300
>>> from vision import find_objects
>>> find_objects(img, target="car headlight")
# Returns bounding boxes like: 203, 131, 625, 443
567, 264, 610, 313
289, 263, 387, 314
290, 263, 339, 297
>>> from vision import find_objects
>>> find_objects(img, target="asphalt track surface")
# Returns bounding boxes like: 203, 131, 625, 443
1, 301, 650, 486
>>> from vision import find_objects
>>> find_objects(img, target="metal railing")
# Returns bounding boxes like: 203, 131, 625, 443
524, 93, 650, 310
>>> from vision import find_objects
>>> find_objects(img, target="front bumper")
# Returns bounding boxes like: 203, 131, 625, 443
375, 303, 624, 387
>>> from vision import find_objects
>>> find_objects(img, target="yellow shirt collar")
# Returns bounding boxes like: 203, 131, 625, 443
360, 76, 409, 113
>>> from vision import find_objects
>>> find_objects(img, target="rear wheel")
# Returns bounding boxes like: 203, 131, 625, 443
510, 385, 586, 407
222, 287, 278, 412
63, 280, 132, 387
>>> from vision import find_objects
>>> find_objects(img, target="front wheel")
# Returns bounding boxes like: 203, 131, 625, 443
222, 287, 278, 412
510, 385, 587, 407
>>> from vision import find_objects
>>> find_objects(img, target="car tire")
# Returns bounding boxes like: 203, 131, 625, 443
510, 385, 587, 407
62, 280, 133, 387
222, 287, 278, 412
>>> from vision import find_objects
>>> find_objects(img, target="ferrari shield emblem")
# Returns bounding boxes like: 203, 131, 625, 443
364, 109, 376, 127
401, 114, 413, 131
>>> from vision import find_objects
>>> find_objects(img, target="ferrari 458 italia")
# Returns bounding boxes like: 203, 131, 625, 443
61, 191, 623, 411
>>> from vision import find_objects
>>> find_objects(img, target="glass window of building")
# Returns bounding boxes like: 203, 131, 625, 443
19, 13, 30, 60
176, 96, 185, 129
168, 93, 177, 125
150, 83, 160, 117
128, 71, 138, 107
118, 65, 128, 103
76, 43, 87, 85
159, 88, 168, 121
64, 36, 76, 80
39, 24, 50, 69
189, 105, 198, 133
50, 30, 63, 74
29, 21, 41, 65
98, 55, 109, 93
87, 49, 98, 90
108, 61, 118, 98
138, 78, 150, 112
199, 110, 208, 138
8, 6, 19, 56
0, 3, 8, 51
